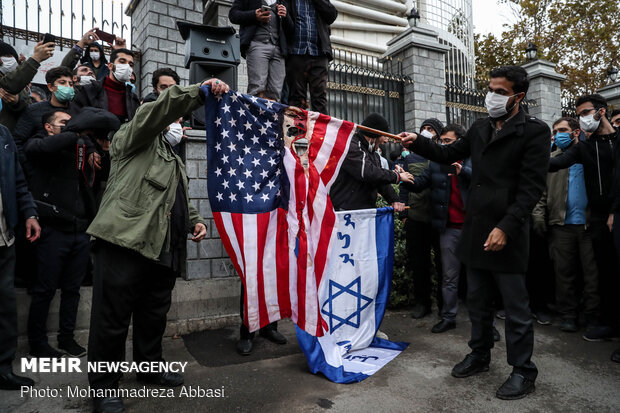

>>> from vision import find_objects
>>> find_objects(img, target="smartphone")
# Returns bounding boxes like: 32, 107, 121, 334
261, 5, 271, 11
42, 33, 56, 44
439, 164, 457, 175
94, 29, 116, 44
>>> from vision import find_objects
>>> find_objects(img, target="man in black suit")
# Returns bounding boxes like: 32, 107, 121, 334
402, 66, 550, 400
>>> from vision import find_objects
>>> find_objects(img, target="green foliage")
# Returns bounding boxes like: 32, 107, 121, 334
377, 186, 414, 308
475, 0, 620, 97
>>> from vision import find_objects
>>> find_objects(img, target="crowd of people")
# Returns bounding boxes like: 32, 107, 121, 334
0, 0, 618, 409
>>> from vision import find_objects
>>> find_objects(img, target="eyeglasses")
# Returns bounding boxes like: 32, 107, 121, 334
439, 138, 455, 144
577, 108, 597, 117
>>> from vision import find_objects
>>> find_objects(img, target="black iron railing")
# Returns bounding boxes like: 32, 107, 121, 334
327, 48, 411, 134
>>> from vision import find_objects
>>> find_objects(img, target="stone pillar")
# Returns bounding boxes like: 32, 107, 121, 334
521, 60, 566, 127
597, 82, 620, 108
382, 23, 450, 131
125, 0, 204, 97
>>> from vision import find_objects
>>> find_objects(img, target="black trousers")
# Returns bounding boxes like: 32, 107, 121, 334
0, 244, 17, 374
28, 227, 90, 348
467, 268, 538, 381
405, 219, 442, 309
589, 219, 620, 324
525, 228, 555, 312
88, 241, 176, 389
286, 54, 328, 115
548, 225, 600, 319
239, 284, 277, 339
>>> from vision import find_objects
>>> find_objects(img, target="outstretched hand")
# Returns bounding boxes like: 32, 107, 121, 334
201, 78, 229, 95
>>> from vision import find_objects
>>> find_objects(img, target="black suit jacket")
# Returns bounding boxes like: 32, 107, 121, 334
229, 0, 295, 58
410, 109, 550, 273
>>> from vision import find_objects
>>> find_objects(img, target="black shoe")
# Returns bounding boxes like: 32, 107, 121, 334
582, 325, 619, 342
136, 371, 184, 387
533, 310, 553, 326
93, 396, 126, 413
0, 371, 35, 390
431, 319, 455, 333
493, 326, 501, 342
58, 338, 87, 357
236, 338, 253, 355
451, 354, 490, 378
559, 318, 578, 333
612, 348, 620, 363
259, 328, 287, 344
496, 373, 535, 400
30, 343, 64, 359
411, 303, 431, 319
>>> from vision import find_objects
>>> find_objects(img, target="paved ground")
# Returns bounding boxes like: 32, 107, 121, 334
2, 310, 619, 413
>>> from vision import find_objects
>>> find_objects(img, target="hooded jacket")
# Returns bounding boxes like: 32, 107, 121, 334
330, 131, 399, 210
61, 42, 110, 80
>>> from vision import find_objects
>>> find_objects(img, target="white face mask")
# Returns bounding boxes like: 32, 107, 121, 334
485, 92, 516, 119
79, 76, 96, 86
113, 63, 133, 83
579, 111, 601, 133
0, 56, 18, 74
165, 122, 183, 147
420, 129, 434, 139
90, 51, 101, 61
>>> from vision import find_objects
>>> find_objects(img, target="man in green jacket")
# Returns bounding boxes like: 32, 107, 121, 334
86, 78, 229, 413
532, 116, 600, 333
0, 40, 55, 130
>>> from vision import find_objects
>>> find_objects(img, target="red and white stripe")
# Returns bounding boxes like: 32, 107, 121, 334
213, 111, 355, 336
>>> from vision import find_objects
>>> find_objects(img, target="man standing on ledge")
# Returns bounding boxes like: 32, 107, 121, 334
402, 66, 549, 400
86, 79, 229, 413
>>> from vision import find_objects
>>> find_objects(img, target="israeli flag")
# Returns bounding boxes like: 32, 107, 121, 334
296, 207, 409, 383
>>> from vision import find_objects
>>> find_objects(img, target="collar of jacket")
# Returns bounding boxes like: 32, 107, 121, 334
356, 131, 372, 151
483, 108, 526, 146
589, 128, 619, 142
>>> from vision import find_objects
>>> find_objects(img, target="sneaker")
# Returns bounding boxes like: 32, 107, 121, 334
375, 330, 389, 340
411, 303, 431, 319
582, 325, 620, 342
58, 339, 87, 357
533, 310, 553, 326
559, 318, 578, 333
30, 343, 64, 359
496, 310, 506, 320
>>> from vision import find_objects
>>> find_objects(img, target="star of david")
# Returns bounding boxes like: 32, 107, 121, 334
321, 277, 373, 332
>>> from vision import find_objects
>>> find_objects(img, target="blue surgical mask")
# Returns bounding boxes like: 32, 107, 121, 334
554, 132, 573, 150
401, 150, 410, 158
125, 81, 136, 94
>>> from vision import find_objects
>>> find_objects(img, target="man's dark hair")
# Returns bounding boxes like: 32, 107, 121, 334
489, 65, 530, 94
552, 117, 579, 130
41, 109, 70, 127
441, 123, 467, 140
152, 68, 180, 90
30, 85, 48, 101
110, 48, 134, 64
576, 94, 609, 113
45, 66, 73, 84
72, 63, 93, 75
611, 109, 620, 119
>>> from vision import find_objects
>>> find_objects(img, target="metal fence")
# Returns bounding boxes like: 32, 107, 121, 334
445, 74, 539, 129
327, 48, 411, 133
1, 0, 131, 47
562, 94, 577, 118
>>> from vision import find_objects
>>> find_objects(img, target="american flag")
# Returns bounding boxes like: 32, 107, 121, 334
204, 88, 355, 336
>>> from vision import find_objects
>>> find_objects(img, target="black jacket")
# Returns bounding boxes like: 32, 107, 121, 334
229, 0, 295, 58
287, 0, 338, 59
81, 42, 110, 81
549, 128, 619, 218
330, 132, 399, 211
0, 125, 37, 236
409, 110, 550, 273
73, 77, 140, 122
24, 131, 97, 232
402, 158, 472, 232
